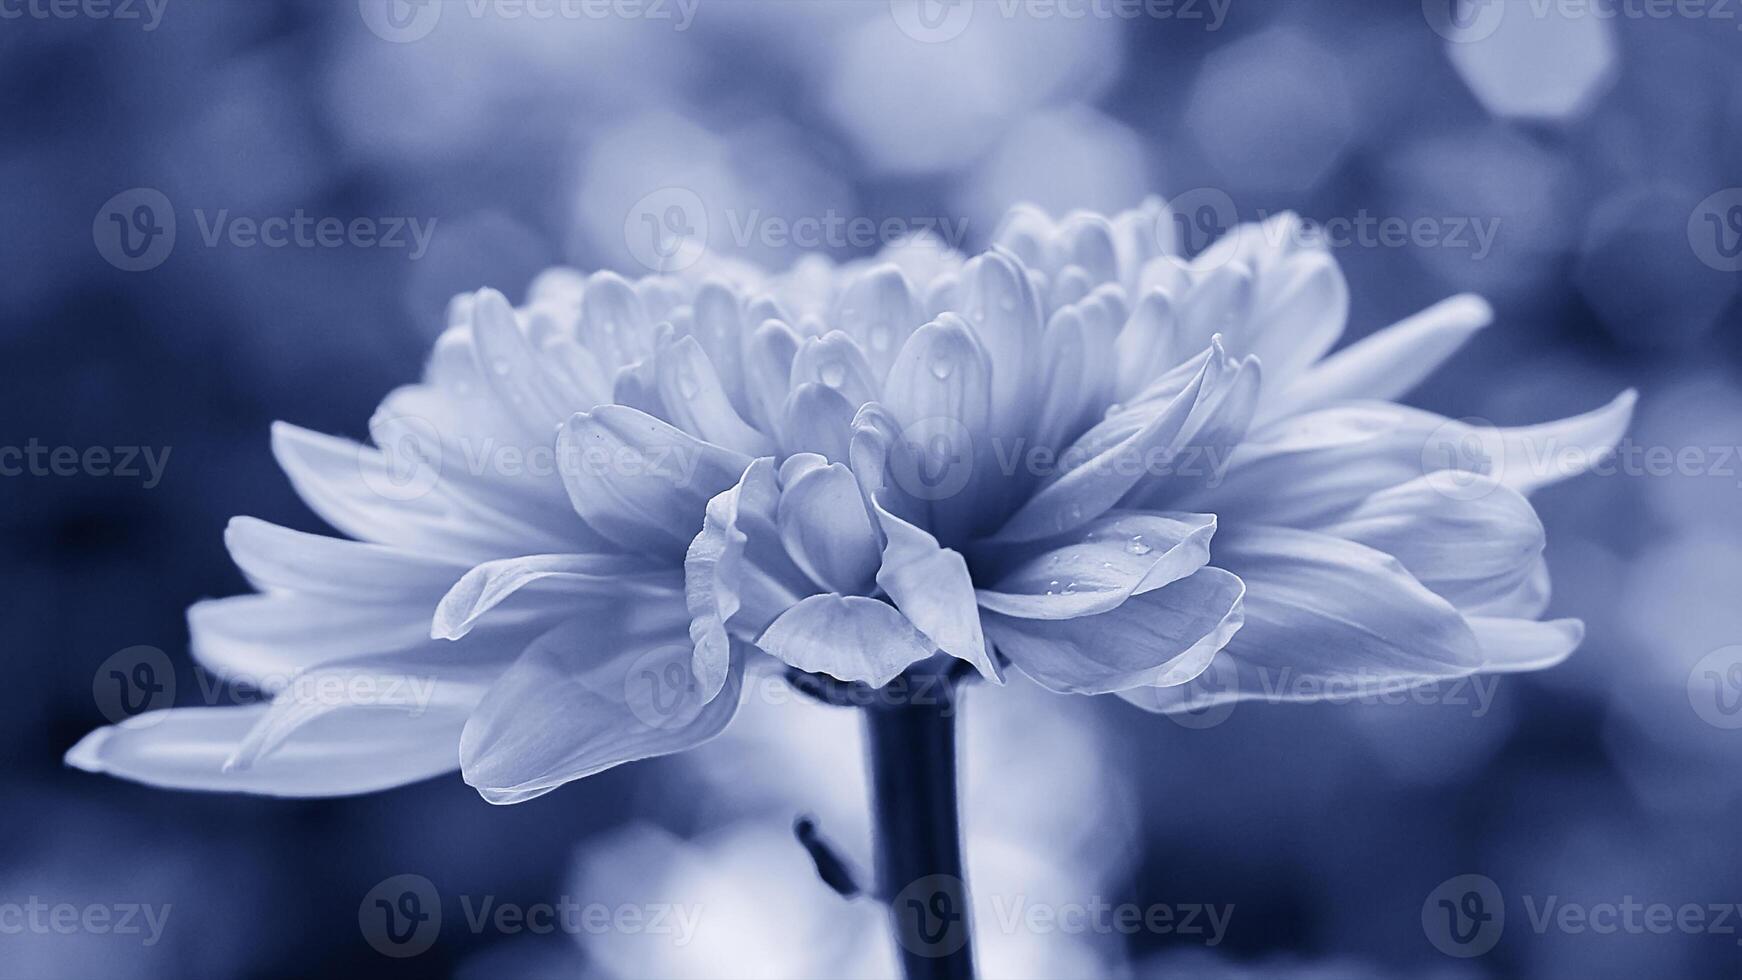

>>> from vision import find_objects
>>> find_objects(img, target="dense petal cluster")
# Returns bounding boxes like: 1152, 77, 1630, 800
67, 201, 1633, 803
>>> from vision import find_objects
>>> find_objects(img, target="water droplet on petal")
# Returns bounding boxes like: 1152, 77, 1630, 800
930, 355, 955, 380
820, 361, 848, 388
1126, 536, 1153, 556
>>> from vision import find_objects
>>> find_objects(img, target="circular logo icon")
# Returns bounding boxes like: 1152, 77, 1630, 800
358, 0, 442, 43
623, 645, 706, 730
890, 874, 971, 959
887, 416, 976, 503
93, 188, 176, 273
625, 187, 709, 274
92, 646, 176, 725
1422, 874, 1504, 957
359, 874, 442, 958
1422, 0, 1507, 43
1164, 650, 1240, 730
361, 416, 444, 502
1688, 188, 1742, 273
890, 0, 974, 43
1421, 416, 1507, 501
1160, 187, 1239, 262
1688, 645, 1742, 729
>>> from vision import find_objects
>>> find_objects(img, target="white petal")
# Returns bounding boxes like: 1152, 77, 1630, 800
1132, 526, 1483, 713
985, 566, 1245, 695
1315, 475, 1545, 609
271, 423, 584, 561
757, 594, 937, 687
991, 341, 1226, 543
224, 517, 469, 601
556, 406, 751, 560
1468, 616, 1583, 671
460, 616, 740, 804
873, 504, 1001, 682
776, 455, 882, 596
1274, 294, 1492, 422
881, 314, 995, 542
834, 263, 921, 380
656, 335, 775, 457
432, 553, 680, 641
975, 511, 1217, 620
67, 705, 461, 797
959, 250, 1044, 448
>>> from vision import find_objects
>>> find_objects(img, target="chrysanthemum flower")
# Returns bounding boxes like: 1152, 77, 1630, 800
67, 201, 1632, 805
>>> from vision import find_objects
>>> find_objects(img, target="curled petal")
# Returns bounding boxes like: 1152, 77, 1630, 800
685, 459, 812, 700
1315, 475, 1544, 609
432, 553, 679, 641
985, 566, 1245, 695
776, 455, 882, 596
1128, 526, 1483, 713
460, 616, 741, 804
975, 511, 1217, 620
557, 406, 751, 560
757, 594, 937, 687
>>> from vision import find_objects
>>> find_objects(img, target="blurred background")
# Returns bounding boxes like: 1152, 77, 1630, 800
3, 0, 1740, 976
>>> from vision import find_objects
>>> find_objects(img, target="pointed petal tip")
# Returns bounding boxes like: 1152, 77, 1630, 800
64, 727, 112, 773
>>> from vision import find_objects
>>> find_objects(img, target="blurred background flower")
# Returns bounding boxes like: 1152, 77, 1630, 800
4, 1, 1740, 977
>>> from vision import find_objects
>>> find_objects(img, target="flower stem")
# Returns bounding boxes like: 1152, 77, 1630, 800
863, 670, 977, 980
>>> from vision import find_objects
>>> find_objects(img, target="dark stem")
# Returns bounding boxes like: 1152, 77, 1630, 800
863, 671, 977, 980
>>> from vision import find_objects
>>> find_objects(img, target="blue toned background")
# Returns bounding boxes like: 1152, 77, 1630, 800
3, 0, 1740, 977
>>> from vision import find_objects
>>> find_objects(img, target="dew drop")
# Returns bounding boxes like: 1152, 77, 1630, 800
1062, 581, 1079, 595
820, 361, 848, 389
929, 355, 955, 380
1126, 536, 1153, 556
